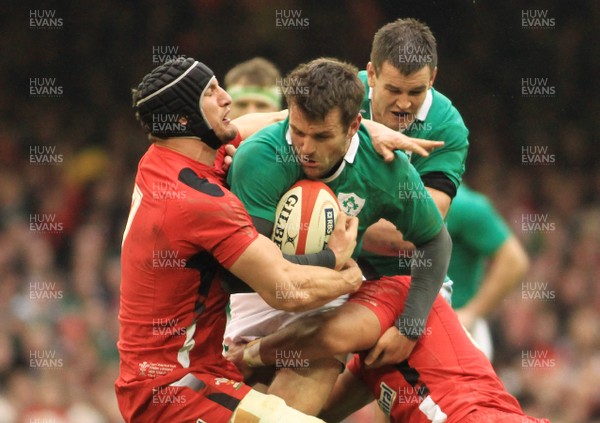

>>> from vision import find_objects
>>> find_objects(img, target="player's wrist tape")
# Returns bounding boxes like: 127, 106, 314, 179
243, 340, 265, 367
395, 317, 424, 341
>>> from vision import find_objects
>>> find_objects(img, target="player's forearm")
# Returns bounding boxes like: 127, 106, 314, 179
243, 305, 357, 367
361, 119, 444, 160
396, 226, 452, 339
280, 265, 362, 312
462, 237, 530, 318
243, 316, 325, 367
230, 235, 360, 312
232, 110, 288, 140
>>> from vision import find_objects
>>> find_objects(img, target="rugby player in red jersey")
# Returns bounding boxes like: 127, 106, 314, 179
230, 276, 550, 422
115, 57, 363, 422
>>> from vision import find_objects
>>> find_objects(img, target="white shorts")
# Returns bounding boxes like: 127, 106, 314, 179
224, 293, 348, 347
469, 318, 494, 361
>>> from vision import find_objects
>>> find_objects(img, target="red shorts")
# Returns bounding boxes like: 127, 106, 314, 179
344, 276, 550, 423
347, 275, 411, 336
116, 372, 251, 422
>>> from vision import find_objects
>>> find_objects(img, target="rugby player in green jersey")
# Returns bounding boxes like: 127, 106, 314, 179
447, 184, 529, 359
223, 58, 452, 414
356, 19, 469, 365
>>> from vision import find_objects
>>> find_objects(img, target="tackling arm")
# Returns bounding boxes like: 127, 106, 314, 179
228, 232, 362, 313
232, 110, 288, 140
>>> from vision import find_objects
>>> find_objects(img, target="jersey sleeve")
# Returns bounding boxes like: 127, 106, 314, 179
416, 122, 469, 191
179, 185, 259, 269
447, 188, 511, 256
385, 156, 445, 246
226, 123, 299, 224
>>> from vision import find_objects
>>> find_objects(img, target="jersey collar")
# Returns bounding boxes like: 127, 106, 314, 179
415, 89, 433, 122
285, 127, 360, 183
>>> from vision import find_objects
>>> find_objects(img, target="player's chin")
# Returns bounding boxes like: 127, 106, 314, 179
301, 166, 322, 180
217, 126, 238, 143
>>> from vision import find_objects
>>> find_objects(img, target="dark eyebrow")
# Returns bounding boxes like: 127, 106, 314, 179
385, 83, 428, 93
289, 123, 303, 134
290, 123, 334, 139
409, 85, 428, 92
314, 130, 334, 138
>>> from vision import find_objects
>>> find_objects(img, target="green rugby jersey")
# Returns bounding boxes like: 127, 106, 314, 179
358, 70, 469, 276
446, 185, 511, 309
227, 118, 444, 258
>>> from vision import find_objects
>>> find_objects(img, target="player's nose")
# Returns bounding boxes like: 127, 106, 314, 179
395, 94, 411, 110
218, 86, 232, 107
246, 104, 259, 114
299, 138, 316, 155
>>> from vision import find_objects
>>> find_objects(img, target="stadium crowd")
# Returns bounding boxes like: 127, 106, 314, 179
0, 1, 598, 421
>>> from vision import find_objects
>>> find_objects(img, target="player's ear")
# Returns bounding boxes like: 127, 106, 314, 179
366, 62, 376, 87
429, 66, 438, 88
347, 114, 361, 138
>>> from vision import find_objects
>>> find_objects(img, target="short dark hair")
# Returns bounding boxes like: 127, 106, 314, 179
370, 18, 437, 76
283, 58, 364, 128
224, 57, 281, 88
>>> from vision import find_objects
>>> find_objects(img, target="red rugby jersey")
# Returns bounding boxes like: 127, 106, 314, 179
117, 142, 257, 388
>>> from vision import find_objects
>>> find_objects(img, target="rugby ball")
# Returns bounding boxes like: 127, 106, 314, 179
271, 180, 340, 254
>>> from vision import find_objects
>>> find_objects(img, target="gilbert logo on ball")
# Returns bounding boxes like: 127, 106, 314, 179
272, 180, 340, 254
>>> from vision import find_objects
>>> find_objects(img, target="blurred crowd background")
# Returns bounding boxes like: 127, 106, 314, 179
0, 1, 598, 422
